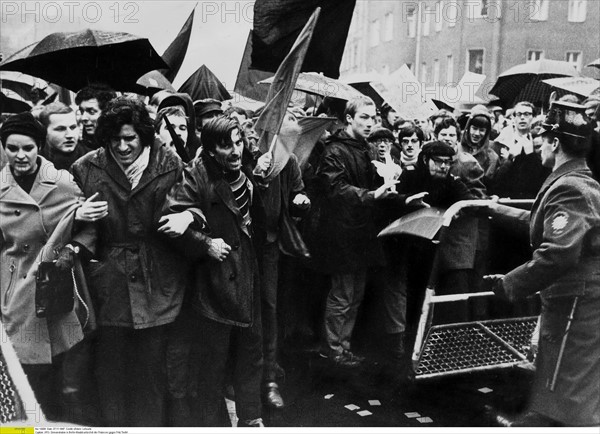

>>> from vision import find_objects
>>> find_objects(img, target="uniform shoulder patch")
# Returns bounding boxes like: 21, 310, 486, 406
551, 211, 569, 235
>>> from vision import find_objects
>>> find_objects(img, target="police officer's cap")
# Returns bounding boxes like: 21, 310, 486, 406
540, 100, 593, 139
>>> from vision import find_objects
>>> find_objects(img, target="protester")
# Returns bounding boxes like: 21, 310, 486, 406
395, 123, 424, 169
38, 102, 90, 170
74, 84, 117, 151
458, 106, 499, 185
0, 112, 100, 420
71, 97, 188, 426
312, 95, 398, 368
485, 100, 600, 427
162, 117, 267, 427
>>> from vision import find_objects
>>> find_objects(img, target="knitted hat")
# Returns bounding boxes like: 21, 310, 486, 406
0, 112, 45, 148
367, 126, 395, 143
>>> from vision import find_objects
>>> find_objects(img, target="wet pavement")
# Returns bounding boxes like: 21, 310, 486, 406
261, 338, 534, 428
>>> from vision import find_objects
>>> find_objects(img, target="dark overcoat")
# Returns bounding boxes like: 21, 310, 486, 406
71, 143, 188, 329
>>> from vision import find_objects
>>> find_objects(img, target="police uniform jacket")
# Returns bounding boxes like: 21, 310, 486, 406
501, 158, 600, 426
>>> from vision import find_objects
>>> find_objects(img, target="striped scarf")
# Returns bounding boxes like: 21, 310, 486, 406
225, 170, 251, 227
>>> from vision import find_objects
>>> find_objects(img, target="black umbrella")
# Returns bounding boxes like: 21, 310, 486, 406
0, 29, 168, 92
586, 58, 600, 69
179, 65, 232, 102
135, 70, 175, 96
1, 88, 33, 113
490, 59, 579, 108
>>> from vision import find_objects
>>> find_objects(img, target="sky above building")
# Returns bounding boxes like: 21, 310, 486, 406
1, 1, 255, 91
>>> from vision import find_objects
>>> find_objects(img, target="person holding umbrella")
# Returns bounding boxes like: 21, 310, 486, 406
485, 100, 600, 427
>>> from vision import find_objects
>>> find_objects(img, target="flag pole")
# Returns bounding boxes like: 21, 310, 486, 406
269, 134, 279, 153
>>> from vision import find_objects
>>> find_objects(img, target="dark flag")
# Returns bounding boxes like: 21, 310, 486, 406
254, 8, 320, 180
159, 6, 196, 82
234, 31, 273, 102
252, 0, 356, 79
179, 64, 232, 102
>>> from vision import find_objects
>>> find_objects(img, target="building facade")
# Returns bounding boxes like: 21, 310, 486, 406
341, 0, 600, 99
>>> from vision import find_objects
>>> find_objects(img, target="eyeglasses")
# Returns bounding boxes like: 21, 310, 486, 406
514, 112, 533, 118
430, 156, 453, 166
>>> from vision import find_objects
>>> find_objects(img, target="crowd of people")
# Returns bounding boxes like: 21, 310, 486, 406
1, 82, 599, 428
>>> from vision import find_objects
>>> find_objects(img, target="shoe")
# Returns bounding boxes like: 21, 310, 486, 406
484, 406, 560, 427
263, 382, 285, 409
343, 349, 366, 364
319, 351, 363, 369
239, 417, 265, 427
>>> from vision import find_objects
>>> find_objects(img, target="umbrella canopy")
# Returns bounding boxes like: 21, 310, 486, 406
0, 29, 168, 92
542, 76, 600, 98
179, 65, 232, 102
0, 71, 50, 102
378, 207, 446, 240
135, 70, 175, 96
586, 58, 600, 69
490, 59, 580, 108
259, 72, 363, 101
1, 88, 33, 113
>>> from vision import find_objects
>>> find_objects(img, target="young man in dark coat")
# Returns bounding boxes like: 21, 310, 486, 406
313, 96, 398, 368
71, 97, 188, 426
486, 101, 600, 427
161, 117, 267, 427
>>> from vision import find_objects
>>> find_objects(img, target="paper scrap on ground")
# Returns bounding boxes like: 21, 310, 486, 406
405, 412, 421, 418
417, 417, 433, 423
357, 410, 372, 416
368, 400, 381, 406
324, 394, 334, 399
345, 404, 360, 411
478, 387, 493, 394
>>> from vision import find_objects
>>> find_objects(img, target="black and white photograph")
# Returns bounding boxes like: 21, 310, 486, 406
1, 1, 599, 432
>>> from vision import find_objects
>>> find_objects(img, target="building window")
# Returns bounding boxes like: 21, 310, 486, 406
407, 7, 417, 38
530, 0, 549, 21
568, 0, 587, 22
384, 13, 394, 41
468, 49, 484, 74
433, 59, 440, 83
369, 19, 380, 47
447, 0, 459, 27
527, 50, 544, 62
566, 51, 582, 71
423, 8, 431, 36
421, 62, 428, 83
446, 54, 454, 83
435, 1, 444, 32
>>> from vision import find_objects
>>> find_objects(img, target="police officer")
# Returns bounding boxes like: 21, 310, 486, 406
485, 101, 600, 427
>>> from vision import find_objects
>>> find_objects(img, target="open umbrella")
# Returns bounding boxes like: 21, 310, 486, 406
542, 76, 600, 98
490, 59, 579, 108
259, 72, 363, 101
0, 71, 50, 102
586, 58, 600, 69
0, 29, 168, 92
179, 65, 232, 102
135, 70, 175, 96
1, 88, 33, 113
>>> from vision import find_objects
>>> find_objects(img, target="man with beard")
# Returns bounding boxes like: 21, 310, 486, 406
39, 102, 91, 170
75, 84, 117, 151
314, 96, 398, 368
485, 101, 600, 427
162, 117, 267, 427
